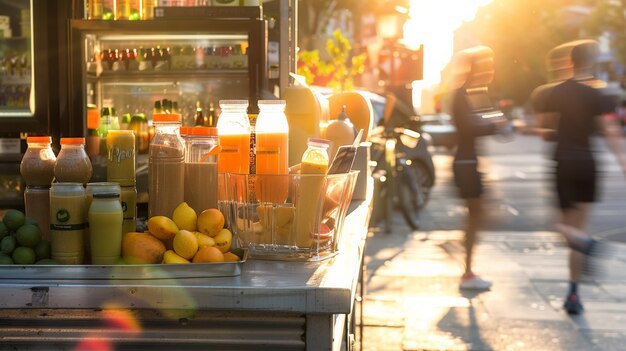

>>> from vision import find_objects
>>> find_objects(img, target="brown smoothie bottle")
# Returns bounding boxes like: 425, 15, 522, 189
20, 136, 56, 240
54, 138, 93, 184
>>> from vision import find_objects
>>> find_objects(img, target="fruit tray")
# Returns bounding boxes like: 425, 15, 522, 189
0, 248, 248, 280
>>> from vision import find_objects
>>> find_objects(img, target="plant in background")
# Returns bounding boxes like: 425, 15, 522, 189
297, 30, 366, 92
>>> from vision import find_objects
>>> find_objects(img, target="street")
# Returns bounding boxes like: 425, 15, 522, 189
359, 133, 626, 351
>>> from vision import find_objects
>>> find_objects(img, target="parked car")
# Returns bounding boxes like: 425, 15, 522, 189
417, 113, 457, 150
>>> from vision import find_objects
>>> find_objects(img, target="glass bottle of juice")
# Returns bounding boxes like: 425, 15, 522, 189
50, 183, 86, 264
294, 138, 330, 248
185, 126, 219, 214
255, 100, 289, 203
85, 182, 121, 263
216, 100, 250, 174
148, 113, 185, 218
88, 192, 123, 265
21, 136, 56, 241
54, 138, 93, 184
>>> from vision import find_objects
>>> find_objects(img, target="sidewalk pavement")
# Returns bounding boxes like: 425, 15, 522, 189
358, 225, 626, 351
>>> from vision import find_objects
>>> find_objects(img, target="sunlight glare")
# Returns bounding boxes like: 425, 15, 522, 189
404, 0, 494, 111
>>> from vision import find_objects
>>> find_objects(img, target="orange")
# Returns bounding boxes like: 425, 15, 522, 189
197, 208, 225, 237
192, 246, 224, 263
223, 252, 240, 262
122, 232, 166, 264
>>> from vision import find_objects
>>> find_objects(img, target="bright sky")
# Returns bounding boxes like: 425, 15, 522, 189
404, 0, 494, 87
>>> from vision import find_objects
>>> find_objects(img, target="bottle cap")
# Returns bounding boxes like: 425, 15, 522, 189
219, 100, 249, 109
180, 126, 191, 136
26, 136, 51, 144
60, 137, 86, 145
87, 108, 100, 130
153, 113, 182, 123
307, 138, 331, 148
189, 126, 218, 136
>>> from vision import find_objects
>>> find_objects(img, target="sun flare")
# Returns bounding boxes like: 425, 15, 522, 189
404, 0, 493, 111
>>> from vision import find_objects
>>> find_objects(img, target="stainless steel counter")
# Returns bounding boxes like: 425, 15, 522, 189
0, 180, 372, 351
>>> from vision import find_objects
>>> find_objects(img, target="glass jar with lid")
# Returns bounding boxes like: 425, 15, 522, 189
148, 113, 185, 218
185, 126, 219, 214
216, 100, 250, 174
88, 191, 123, 265
20, 136, 56, 186
54, 138, 93, 184
50, 182, 86, 265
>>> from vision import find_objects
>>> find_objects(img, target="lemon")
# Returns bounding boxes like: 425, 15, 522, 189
213, 228, 233, 253
194, 232, 216, 248
33, 240, 51, 261
147, 216, 179, 240
172, 202, 197, 231
162, 250, 190, 264
173, 230, 199, 260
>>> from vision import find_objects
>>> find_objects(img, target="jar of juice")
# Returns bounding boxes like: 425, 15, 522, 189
294, 138, 330, 248
255, 100, 289, 203
106, 130, 136, 186
54, 138, 93, 184
148, 113, 185, 218
185, 126, 219, 214
86, 182, 122, 262
216, 100, 250, 174
88, 192, 123, 265
50, 183, 86, 264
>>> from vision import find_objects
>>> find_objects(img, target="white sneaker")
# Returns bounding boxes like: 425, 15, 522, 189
460, 274, 492, 290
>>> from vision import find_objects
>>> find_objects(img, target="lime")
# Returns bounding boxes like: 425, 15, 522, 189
2, 209, 25, 231
33, 240, 51, 261
15, 224, 42, 248
36, 258, 59, 265
0, 253, 13, 264
24, 217, 39, 227
0, 236, 16, 255
0, 222, 8, 240
12, 246, 36, 264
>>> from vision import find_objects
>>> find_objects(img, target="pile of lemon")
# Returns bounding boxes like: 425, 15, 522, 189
0, 210, 56, 265
122, 203, 238, 264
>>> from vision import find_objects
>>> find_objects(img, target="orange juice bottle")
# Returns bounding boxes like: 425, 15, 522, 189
255, 100, 289, 203
217, 100, 251, 174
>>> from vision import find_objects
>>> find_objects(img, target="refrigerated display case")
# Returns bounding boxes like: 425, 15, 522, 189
68, 18, 267, 136
0, 0, 70, 209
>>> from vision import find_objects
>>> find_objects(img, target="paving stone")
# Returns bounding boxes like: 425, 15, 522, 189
568, 311, 626, 332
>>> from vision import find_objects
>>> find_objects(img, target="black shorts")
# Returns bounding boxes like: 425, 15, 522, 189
555, 159, 597, 209
453, 160, 482, 199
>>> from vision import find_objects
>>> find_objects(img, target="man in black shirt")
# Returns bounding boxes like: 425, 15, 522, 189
540, 40, 626, 314
449, 46, 507, 290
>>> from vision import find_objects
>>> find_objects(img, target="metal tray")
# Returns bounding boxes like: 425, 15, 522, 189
0, 248, 247, 280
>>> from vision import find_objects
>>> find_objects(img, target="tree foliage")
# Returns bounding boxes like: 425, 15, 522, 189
586, 0, 626, 66
461, 0, 574, 104
297, 30, 366, 92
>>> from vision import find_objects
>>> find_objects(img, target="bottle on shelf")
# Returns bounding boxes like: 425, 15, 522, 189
207, 101, 217, 127
255, 100, 289, 203
129, 114, 150, 153
216, 100, 250, 174
194, 101, 205, 126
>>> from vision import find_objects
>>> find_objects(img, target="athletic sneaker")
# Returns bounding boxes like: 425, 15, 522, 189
563, 293, 584, 315
460, 274, 492, 290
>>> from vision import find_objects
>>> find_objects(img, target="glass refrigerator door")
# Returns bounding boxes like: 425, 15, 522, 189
0, 0, 33, 117
86, 33, 250, 126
